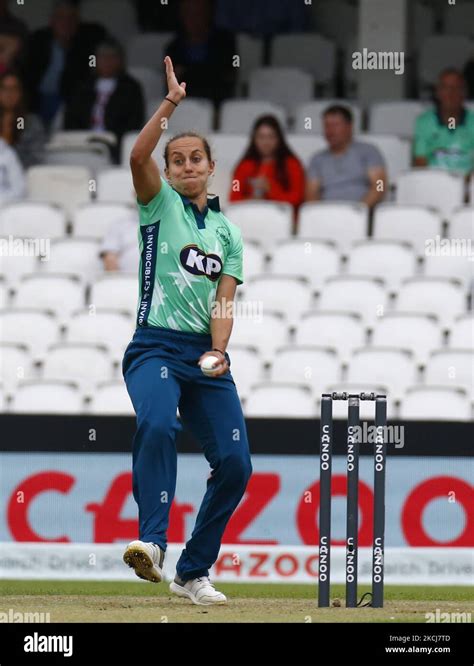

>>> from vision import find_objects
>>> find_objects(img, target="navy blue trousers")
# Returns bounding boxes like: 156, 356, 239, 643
122, 326, 252, 582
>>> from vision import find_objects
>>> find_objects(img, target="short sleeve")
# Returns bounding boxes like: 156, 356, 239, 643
363, 143, 385, 170
137, 176, 178, 225
307, 153, 323, 181
222, 230, 244, 285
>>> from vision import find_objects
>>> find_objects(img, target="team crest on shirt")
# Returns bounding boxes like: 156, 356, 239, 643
180, 244, 223, 281
216, 226, 231, 247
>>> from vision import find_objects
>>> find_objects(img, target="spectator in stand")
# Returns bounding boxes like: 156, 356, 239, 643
64, 40, 144, 163
0, 28, 26, 77
0, 137, 25, 203
100, 213, 140, 273
0, 72, 45, 168
414, 69, 474, 175
306, 105, 387, 207
229, 115, 305, 214
27, 0, 107, 127
166, 0, 236, 106
0, 0, 28, 39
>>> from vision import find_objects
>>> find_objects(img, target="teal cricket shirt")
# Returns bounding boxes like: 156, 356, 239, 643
414, 107, 474, 174
135, 177, 243, 334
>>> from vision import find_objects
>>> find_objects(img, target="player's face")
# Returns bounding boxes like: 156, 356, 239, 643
436, 73, 465, 112
165, 138, 214, 198
323, 114, 353, 150
254, 125, 279, 158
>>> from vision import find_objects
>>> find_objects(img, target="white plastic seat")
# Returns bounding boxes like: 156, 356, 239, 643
65, 309, 134, 363
294, 101, 362, 135
243, 242, 266, 281
0, 343, 32, 390
356, 134, 411, 185
11, 380, 84, 414
347, 240, 417, 292
295, 311, 366, 364
0, 254, 39, 288
127, 32, 174, 68
43, 238, 102, 282
243, 276, 313, 326
0, 281, 6, 308
219, 100, 287, 134
271, 34, 336, 90
90, 274, 138, 316
449, 207, 474, 243
207, 133, 247, 205
26, 166, 91, 216
347, 347, 417, 400
42, 343, 114, 392
298, 202, 368, 254
235, 34, 264, 87
425, 350, 474, 398
81, 0, 138, 43
286, 135, 328, 169
396, 277, 466, 328
89, 381, 134, 415
269, 346, 341, 395
43, 144, 111, 171
128, 67, 164, 105
369, 101, 427, 137
318, 277, 386, 327
270, 239, 340, 290
449, 314, 474, 349
396, 170, 465, 220
423, 249, 473, 290
0, 383, 5, 412
245, 382, 316, 417
48, 130, 117, 148
0, 309, 59, 360
400, 386, 471, 421
371, 313, 441, 365
324, 383, 393, 421
224, 202, 293, 251
226, 346, 264, 400
14, 275, 84, 320
147, 97, 214, 134
72, 203, 135, 239
0, 202, 66, 240
248, 68, 313, 116
419, 36, 473, 89
373, 204, 443, 258
228, 311, 289, 364
97, 168, 135, 204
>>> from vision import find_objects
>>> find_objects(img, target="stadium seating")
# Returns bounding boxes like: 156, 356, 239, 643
225, 201, 293, 250
286, 135, 328, 169
268, 346, 341, 395
298, 202, 368, 254
0, 310, 59, 361
88, 381, 135, 415
0, 202, 66, 241
242, 275, 314, 326
425, 349, 474, 398
97, 168, 135, 204
42, 238, 102, 282
370, 313, 442, 365
245, 383, 316, 417
269, 239, 340, 290
356, 134, 411, 185
400, 386, 471, 421
271, 34, 336, 93
128, 67, 165, 106
13, 275, 84, 323
235, 34, 265, 91
42, 343, 114, 393
346, 347, 417, 401
242, 242, 266, 281
0, 343, 33, 390
248, 68, 314, 117
72, 203, 136, 239
26, 166, 91, 216
395, 277, 466, 328
0, 253, 39, 288
318, 276, 387, 327
295, 311, 366, 365
147, 97, 214, 134
449, 207, 474, 242
293, 101, 363, 135
368, 101, 428, 137
449, 314, 474, 348
228, 311, 290, 364
225, 346, 264, 401
396, 170, 465, 219
373, 204, 443, 258
219, 100, 287, 134
11, 381, 84, 415
90, 274, 138, 316
64, 309, 134, 364
346, 240, 417, 292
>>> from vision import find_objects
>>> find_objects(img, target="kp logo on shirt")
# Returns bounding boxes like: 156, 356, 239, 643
180, 244, 223, 281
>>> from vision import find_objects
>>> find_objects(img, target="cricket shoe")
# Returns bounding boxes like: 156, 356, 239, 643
123, 540, 164, 583
169, 575, 227, 605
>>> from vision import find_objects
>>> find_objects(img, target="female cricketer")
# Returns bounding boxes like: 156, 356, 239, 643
122, 56, 252, 606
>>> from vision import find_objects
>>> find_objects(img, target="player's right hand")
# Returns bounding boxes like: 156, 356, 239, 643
164, 56, 187, 104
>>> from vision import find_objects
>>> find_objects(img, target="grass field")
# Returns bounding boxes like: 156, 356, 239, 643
1, 581, 472, 623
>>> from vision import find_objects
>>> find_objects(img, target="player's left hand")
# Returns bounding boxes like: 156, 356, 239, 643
198, 350, 229, 377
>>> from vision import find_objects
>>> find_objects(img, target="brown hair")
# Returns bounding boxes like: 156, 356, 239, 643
164, 131, 213, 168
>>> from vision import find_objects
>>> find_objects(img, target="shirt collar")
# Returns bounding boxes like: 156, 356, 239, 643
435, 105, 467, 128
176, 191, 221, 229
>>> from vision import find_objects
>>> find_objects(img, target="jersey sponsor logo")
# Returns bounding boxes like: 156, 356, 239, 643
216, 226, 231, 247
137, 222, 159, 326
180, 244, 223, 281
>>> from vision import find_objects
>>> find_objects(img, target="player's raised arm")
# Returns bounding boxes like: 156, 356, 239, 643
130, 56, 187, 204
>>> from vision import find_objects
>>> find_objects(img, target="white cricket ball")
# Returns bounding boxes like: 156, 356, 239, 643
200, 355, 221, 376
